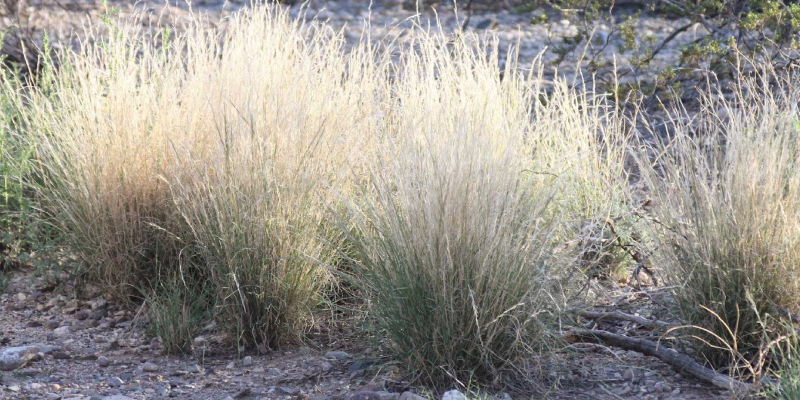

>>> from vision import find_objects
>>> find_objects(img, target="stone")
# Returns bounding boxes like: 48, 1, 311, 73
91, 309, 106, 320
442, 390, 466, 400
97, 356, 111, 367
53, 326, 71, 338
376, 392, 400, 400
321, 361, 333, 373
400, 392, 426, 400
107, 377, 124, 388
348, 361, 371, 374
16, 293, 27, 302
44, 320, 60, 330
27, 320, 43, 328
0, 345, 41, 371
324, 350, 352, 360
38, 344, 60, 354
242, 356, 253, 367
142, 361, 158, 372
278, 387, 300, 395
187, 364, 203, 373
92, 298, 107, 310
52, 351, 71, 360
671, 388, 681, 396
102, 396, 137, 400
75, 310, 90, 320
622, 368, 635, 381
350, 391, 381, 400
475, 17, 499, 30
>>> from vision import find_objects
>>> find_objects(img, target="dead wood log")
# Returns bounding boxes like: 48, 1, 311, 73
569, 328, 754, 394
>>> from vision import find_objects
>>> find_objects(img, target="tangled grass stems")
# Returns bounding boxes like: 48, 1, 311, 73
638, 57, 800, 371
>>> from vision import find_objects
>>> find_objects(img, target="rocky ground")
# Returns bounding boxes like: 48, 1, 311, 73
3, 0, 704, 82
0, 267, 732, 400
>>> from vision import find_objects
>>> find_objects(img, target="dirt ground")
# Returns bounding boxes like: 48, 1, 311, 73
0, 267, 733, 400
3, 0, 704, 80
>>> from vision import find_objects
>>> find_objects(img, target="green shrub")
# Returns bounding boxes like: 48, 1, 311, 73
766, 330, 800, 400
146, 283, 209, 354
520, 0, 800, 106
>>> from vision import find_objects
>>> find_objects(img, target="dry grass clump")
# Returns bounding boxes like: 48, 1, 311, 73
639, 61, 800, 371
167, 10, 383, 346
340, 30, 635, 384
344, 32, 557, 385
22, 7, 380, 347
524, 77, 637, 282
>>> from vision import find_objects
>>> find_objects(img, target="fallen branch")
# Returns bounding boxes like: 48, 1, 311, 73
574, 309, 671, 330
568, 328, 754, 394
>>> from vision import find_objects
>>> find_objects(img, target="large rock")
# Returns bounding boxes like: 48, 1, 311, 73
400, 392, 426, 400
53, 325, 71, 338
350, 392, 381, 400
0, 345, 40, 371
442, 391, 466, 400
324, 350, 352, 360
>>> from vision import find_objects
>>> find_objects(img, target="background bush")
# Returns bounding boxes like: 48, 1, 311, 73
519, 0, 800, 106
639, 60, 800, 373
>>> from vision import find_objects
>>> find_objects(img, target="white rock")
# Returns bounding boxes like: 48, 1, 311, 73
400, 392, 426, 400
0, 345, 41, 371
53, 326, 71, 338
142, 361, 158, 372
242, 356, 253, 367
442, 390, 466, 400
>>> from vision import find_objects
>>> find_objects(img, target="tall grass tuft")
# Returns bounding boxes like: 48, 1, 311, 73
639, 60, 800, 370
22, 7, 381, 346
766, 328, 800, 399
340, 32, 566, 385
166, 10, 383, 347
145, 283, 209, 354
